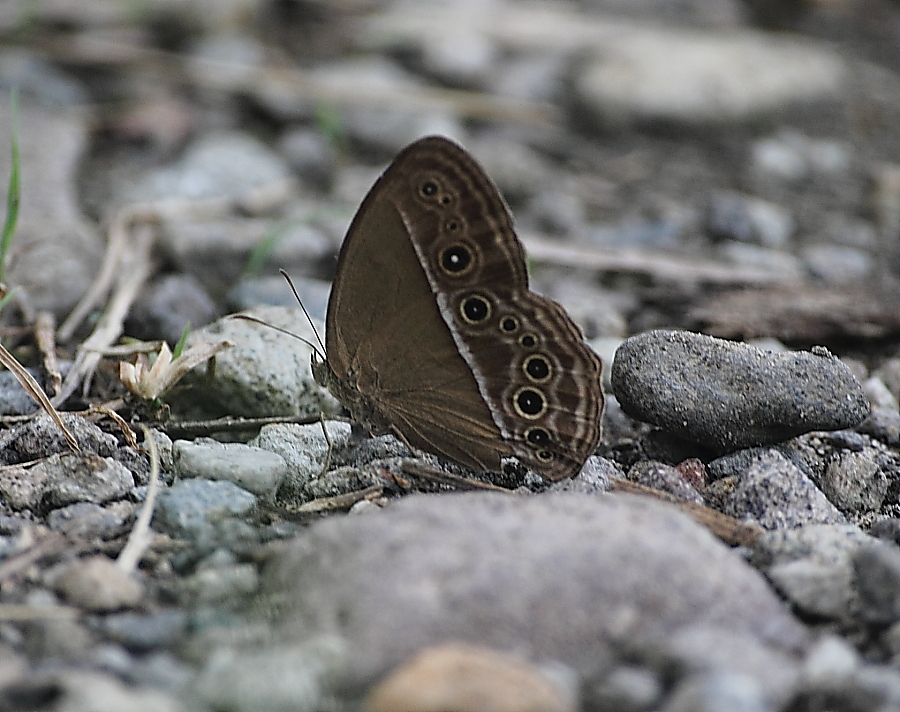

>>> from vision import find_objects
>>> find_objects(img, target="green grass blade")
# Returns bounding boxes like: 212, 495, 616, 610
0, 88, 21, 286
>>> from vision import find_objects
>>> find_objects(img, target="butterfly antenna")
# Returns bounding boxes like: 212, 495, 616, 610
229, 314, 324, 361
280, 269, 327, 357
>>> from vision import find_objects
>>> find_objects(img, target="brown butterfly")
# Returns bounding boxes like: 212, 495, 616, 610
313, 136, 603, 480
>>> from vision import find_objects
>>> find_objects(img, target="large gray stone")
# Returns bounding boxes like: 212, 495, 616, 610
611, 330, 868, 453
262, 493, 807, 705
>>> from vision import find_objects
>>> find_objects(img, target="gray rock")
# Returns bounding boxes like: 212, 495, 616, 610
46, 502, 125, 537
627, 460, 703, 504
262, 493, 807, 698
750, 131, 852, 183
721, 450, 846, 530
181, 563, 259, 607
0, 370, 40, 416
610, 330, 868, 453
41, 454, 135, 509
575, 29, 846, 128
128, 130, 294, 213
664, 671, 769, 712
853, 541, 900, 624
801, 244, 874, 285
160, 217, 333, 296
173, 439, 286, 500
818, 450, 887, 513
4, 412, 119, 462
589, 665, 662, 712
0, 102, 102, 317
192, 637, 347, 712
249, 422, 351, 498
0, 465, 47, 510
228, 275, 331, 320
127, 274, 218, 344
546, 456, 617, 495
49, 556, 143, 612
178, 306, 339, 420
799, 635, 860, 692
154, 479, 257, 537
716, 242, 804, 279
752, 524, 871, 618
98, 612, 188, 653
47, 670, 184, 712
278, 128, 337, 191
706, 191, 794, 250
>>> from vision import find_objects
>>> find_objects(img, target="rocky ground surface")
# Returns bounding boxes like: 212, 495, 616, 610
1, 0, 900, 710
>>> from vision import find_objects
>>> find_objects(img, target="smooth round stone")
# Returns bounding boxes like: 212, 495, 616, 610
611, 330, 869, 453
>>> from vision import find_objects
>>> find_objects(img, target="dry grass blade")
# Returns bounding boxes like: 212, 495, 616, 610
116, 425, 161, 573
53, 223, 154, 407
88, 405, 139, 450
0, 604, 79, 620
0, 341, 79, 451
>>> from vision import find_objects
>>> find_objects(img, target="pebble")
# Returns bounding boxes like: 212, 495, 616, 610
126, 274, 218, 344
97, 612, 188, 653
721, 450, 846, 529
173, 439, 286, 500
853, 541, 900, 624
128, 130, 295, 213
717, 241, 804, 279
40, 454, 135, 509
262, 493, 807, 699
610, 330, 869, 453
50, 556, 144, 612
154, 479, 257, 537
49, 669, 184, 712
627, 460, 703, 504
588, 665, 662, 712
546, 456, 617, 495
228, 275, 331, 320
752, 524, 872, 618
159, 216, 333, 296
801, 244, 874, 285
799, 635, 859, 691
365, 643, 575, 712
249, 422, 351, 499
749, 131, 853, 183
278, 127, 337, 191
817, 450, 887, 513
178, 306, 339, 419
192, 637, 347, 712
180, 563, 259, 606
575, 29, 846, 128
706, 190, 794, 249
0, 370, 40, 416
46, 502, 125, 537
663, 671, 768, 712
0, 465, 47, 510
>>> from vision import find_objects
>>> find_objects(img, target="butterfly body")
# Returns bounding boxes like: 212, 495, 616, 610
317, 136, 603, 480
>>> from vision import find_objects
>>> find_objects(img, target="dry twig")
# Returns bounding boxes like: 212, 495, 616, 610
116, 425, 161, 573
33, 311, 61, 397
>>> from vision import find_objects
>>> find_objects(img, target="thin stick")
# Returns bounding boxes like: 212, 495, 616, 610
521, 234, 801, 286
401, 461, 514, 493
116, 425, 160, 573
610, 478, 762, 547
33, 311, 61, 397
292, 484, 383, 514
